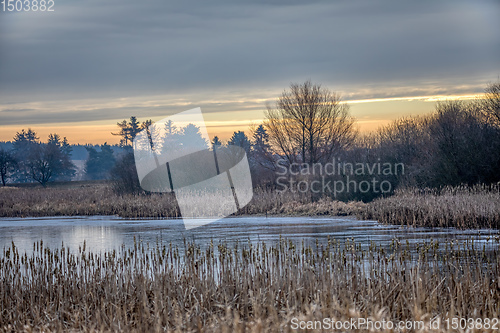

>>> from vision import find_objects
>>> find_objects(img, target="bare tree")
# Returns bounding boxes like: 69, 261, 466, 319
0, 150, 17, 186
427, 100, 500, 186
28, 136, 75, 187
264, 81, 355, 165
481, 81, 500, 127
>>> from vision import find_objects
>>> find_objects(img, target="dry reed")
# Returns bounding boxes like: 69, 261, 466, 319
361, 184, 500, 229
2, 183, 500, 229
0, 237, 498, 332
0, 185, 364, 219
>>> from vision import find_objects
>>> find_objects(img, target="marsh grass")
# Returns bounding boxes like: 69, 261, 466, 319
0, 184, 363, 219
362, 184, 500, 229
0, 184, 180, 218
2, 182, 500, 229
0, 237, 499, 332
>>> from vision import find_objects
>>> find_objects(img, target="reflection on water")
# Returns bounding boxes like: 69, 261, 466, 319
0, 216, 498, 255
2, 218, 124, 254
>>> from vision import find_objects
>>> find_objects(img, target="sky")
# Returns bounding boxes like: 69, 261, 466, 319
0, 0, 499, 144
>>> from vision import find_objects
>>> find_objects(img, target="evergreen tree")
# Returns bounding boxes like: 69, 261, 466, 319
228, 131, 251, 154
12, 129, 39, 182
180, 124, 208, 150
112, 116, 146, 147
84, 143, 116, 180
211, 136, 222, 147
252, 125, 270, 154
47, 133, 75, 181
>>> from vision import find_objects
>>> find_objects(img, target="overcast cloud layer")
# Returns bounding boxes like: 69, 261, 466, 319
0, 0, 499, 125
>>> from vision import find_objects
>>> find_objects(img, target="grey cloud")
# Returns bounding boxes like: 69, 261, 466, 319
0, 99, 266, 126
0, 0, 498, 122
0, 108, 36, 113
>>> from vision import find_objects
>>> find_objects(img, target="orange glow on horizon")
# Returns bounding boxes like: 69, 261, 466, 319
0, 93, 481, 145
0, 124, 121, 145
0, 119, 393, 145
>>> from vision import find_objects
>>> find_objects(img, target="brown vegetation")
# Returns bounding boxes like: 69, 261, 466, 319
0, 182, 363, 219
2, 183, 500, 231
0, 182, 179, 218
360, 184, 500, 229
1, 236, 498, 332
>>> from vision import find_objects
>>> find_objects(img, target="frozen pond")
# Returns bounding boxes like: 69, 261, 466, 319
0, 215, 498, 255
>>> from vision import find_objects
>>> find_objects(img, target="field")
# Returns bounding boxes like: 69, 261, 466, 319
1, 236, 498, 332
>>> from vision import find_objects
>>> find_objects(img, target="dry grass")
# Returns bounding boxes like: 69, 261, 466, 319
361, 184, 500, 229
238, 188, 366, 216
0, 184, 364, 219
0, 237, 498, 332
0, 184, 180, 218
2, 182, 500, 229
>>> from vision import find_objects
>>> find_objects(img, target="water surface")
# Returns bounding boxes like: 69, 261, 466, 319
0, 216, 497, 255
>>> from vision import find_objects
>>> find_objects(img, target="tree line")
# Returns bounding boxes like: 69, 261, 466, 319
110, 116, 277, 193
0, 116, 274, 188
261, 80, 500, 200
1, 80, 498, 201
0, 132, 124, 186
0, 130, 74, 186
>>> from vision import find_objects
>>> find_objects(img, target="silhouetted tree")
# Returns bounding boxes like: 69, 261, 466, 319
0, 150, 17, 186
111, 152, 142, 194
481, 81, 500, 127
247, 124, 277, 187
164, 119, 177, 136
265, 81, 356, 165
12, 129, 39, 182
61, 137, 73, 157
376, 116, 431, 186
180, 123, 208, 150
112, 116, 151, 147
252, 125, 271, 154
250, 124, 275, 170
28, 138, 75, 186
427, 101, 500, 186
46, 133, 75, 181
211, 136, 222, 147
84, 143, 116, 180
228, 131, 251, 154
374, 97, 500, 189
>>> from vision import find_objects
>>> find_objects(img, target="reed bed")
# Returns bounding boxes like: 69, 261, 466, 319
361, 184, 500, 229
0, 185, 363, 219
0, 237, 498, 332
238, 189, 365, 216
2, 183, 500, 229
0, 185, 180, 218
